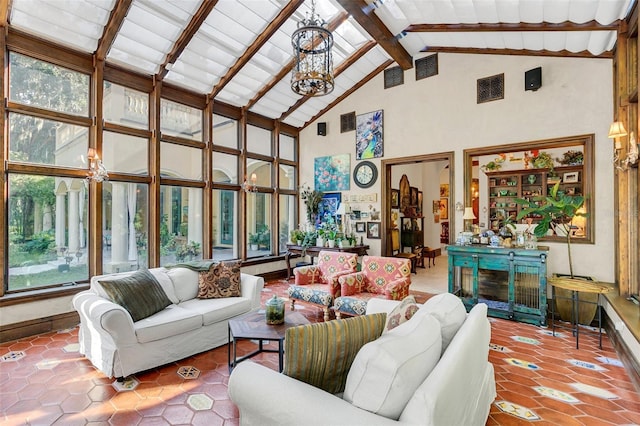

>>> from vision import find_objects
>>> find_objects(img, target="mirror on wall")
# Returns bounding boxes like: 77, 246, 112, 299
463, 134, 594, 244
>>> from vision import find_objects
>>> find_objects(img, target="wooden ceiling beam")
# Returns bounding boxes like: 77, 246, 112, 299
280, 40, 377, 121
245, 10, 349, 110
210, 0, 304, 98
335, 0, 412, 70
420, 45, 613, 59
405, 20, 620, 33
95, 0, 132, 61
158, 0, 219, 79
302, 59, 394, 130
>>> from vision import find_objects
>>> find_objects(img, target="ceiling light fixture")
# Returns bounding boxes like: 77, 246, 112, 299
86, 148, 109, 183
291, 0, 334, 97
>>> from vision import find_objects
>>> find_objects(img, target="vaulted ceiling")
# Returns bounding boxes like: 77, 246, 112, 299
3, 0, 633, 129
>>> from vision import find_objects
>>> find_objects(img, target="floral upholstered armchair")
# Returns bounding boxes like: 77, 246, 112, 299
333, 255, 412, 319
288, 251, 359, 321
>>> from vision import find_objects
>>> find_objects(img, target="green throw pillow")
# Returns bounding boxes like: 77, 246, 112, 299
283, 312, 387, 394
99, 269, 172, 322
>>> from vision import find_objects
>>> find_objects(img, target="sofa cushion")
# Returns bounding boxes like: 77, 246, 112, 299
415, 292, 467, 353
283, 313, 387, 395
98, 268, 172, 322
133, 305, 202, 343
384, 295, 419, 332
343, 313, 442, 420
167, 267, 201, 302
198, 260, 242, 299
179, 297, 252, 325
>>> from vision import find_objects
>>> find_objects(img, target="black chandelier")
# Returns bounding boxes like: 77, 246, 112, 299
291, 0, 334, 96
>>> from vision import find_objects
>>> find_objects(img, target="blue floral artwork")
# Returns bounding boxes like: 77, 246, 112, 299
356, 109, 383, 159
314, 154, 350, 191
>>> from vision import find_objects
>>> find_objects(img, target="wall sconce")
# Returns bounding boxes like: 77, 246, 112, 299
463, 207, 477, 232
608, 121, 639, 170
86, 148, 108, 183
242, 173, 257, 193
455, 201, 464, 211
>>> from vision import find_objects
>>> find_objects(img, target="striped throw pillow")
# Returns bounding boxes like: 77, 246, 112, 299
283, 313, 387, 394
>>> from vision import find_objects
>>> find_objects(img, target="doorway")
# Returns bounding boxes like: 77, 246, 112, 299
381, 152, 454, 256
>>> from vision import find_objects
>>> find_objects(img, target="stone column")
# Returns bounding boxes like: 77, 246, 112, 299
55, 193, 66, 250
188, 188, 202, 248
110, 182, 129, 269
67, 189, 80, 253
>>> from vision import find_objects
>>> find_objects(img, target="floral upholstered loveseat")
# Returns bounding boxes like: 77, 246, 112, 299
333, 255, 411, 318
288, 250, 359, 321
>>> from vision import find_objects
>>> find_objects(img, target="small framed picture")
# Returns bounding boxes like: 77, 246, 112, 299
355, 222, 366, 233
352, 210, 361, 220
367, 221, 381, 239
566, 187, 576, 195
563, 172, 579, 183
391, 189, 399, 208
361, 212, 369, 219
410, 187, 418, 205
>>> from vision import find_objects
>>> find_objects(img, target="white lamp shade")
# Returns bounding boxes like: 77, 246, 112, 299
463, 207, 476, 220
608, 121, 627, 139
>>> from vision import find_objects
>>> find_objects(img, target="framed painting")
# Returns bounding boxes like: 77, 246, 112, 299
314, 154, 350, 191
417, 191, 423, 214
439, 198, 448, 220
410, 187, 418, 206
391, 189, 399, 208
355, 222, 366, 233
355, 109, 383, 159
439, 184, 449, 197
367, 221, 381, 239
319, 193, 341, 220
432, 200, 440, 214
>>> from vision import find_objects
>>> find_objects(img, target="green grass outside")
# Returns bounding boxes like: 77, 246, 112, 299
9, 265, 88, 291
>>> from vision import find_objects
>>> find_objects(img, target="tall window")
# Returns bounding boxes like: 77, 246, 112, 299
6, 52, 90, 292
159, 99, 204, 266
279, 133, 298, 254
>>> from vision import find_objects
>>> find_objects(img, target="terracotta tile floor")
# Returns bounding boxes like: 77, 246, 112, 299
1, 279, 639, 425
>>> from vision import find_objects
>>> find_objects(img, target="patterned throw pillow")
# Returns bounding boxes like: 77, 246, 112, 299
384, 295, 419, 332
198, 261, 241, 299
98, 268, 172, 322
283, 313, 387, 394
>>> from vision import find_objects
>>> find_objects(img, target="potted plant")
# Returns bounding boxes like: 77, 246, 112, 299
290, 229, 304, 245
556, 150, 584, 166
515, 182, 595, 323
248, 233, 259, 251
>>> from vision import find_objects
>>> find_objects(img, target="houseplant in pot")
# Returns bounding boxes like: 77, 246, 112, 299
515, 182, 596, 324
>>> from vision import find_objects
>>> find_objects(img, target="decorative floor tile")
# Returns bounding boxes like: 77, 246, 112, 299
533, 386, 580, 403
112, 377, 139, 391
505, 358, 541, 370
567, 359, 607, 371
177, 366, 200, 379
187, 394, 213, 411
570, 382, 619, 400
1, 351, 26, 362
489, 343, 511, 353
62, 343, 79, 353
495, 400, 540, 421
538, 329, 567, 338
595, 356, 624, 367
36, 359, 60, 370
511, 336, 541, 345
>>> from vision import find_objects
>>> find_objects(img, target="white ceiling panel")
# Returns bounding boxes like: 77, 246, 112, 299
8, 0, 632, 129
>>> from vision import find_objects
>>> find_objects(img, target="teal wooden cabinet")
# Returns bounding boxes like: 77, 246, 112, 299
447, 245, 549, 326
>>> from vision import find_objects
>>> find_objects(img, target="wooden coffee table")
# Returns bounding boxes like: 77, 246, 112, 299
228, 310, 309, 372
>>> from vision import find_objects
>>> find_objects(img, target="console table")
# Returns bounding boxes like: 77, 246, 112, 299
447, 245, 549, 326
284, 244, 370, 279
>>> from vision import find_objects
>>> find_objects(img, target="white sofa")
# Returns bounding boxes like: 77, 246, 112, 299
228, 295, 496, 426
72, 267, 264, 378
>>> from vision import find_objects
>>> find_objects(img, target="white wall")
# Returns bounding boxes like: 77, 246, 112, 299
300, 53, 615, 282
